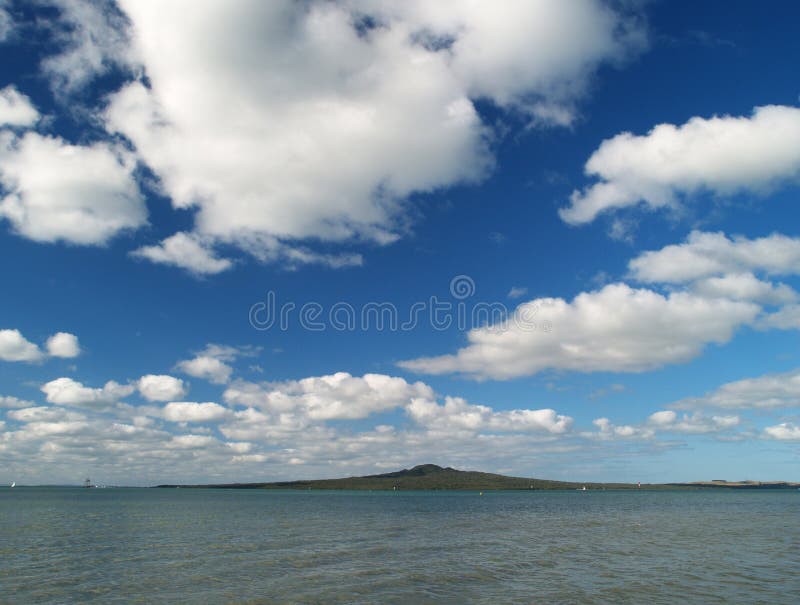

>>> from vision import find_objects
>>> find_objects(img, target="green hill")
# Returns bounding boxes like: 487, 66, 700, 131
156, 464, 800, 491
156, 463, 640, 490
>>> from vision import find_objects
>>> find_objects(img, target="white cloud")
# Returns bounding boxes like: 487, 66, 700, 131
400, 283, 759, 379
222, 372, 575, 446
136, 374, 187, 402
233, 236, 364, 270
671, 368, 800, 410
365, 0, 644, 113
0, 395, 35, 408
225, 441, 253, 454
0, 1, 12, 42
689, 273, 797, 306
167, 434, 218, 449
508, 286, 528, 299
175, 344, 258, 385
176, 355, 233, 385
647, 410, 677, 426
763, 423, 800, 441
586, 417, 653, 441
645, 410, 740, 434
40, 0, 133, 93
560, 105, 800, 225
162, 401, 230, 423
0, 131, 146, 245
218, 406, 307, 442
629, 231, 800, 284
131, 232, 233, 276
627, 231, 800, 323
41, 377, 134, 407
224, 372, 435, 421
7, 406, 86, 424
407, 396, 572, 434
586, 411, 739, 441
5, 405, 90, 438
45, 332, 81, 358
0, 86, 39, 127
1, 366, 754, 485
94, 0, 642, 270
0, 329, 43, 362
759, 304, 800, 330
0, 329, 83, 362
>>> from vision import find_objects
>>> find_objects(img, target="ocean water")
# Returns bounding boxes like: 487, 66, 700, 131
1, 488, 798, 604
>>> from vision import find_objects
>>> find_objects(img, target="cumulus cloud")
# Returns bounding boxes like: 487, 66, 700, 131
362, 0, 644, 112
586, 411, 739, 440
162, 401, 230, 423
0, 131, 146, 245
7, 405, 86, 424
763, 423, 800, 441
0, 1, 12, 42
45, 332, 81, 358
645, 410, 740, 434
560, 105, 800, 225
136, 374, 187, 402
0, 395, 35, 408
222, 372, 575, 443
407, 396, 572, 434
1, 366, 754, 484
628, 231, 800, 319
40, 0, 133, 93
5, 406, 90, 439
131, 232, 233, 276
0, 329, 81, 362
177, 356, 233, 385
0, 86, 39, 127
217, 380, 582, 474
585, 417, 653, 441
89, 0, 644, 270
689, 273, 797, 306
224, 372, 435, 421
671, 368, 800, 410
759, 304, 800, 330
400, 283, 759, 379
218, 406, 314, 442
629, 231, 800, 284
41, 377, 134, 408
166, 434, 218, 449
175, 344, 259, 385
0, 329, 43, 362
225, 441, 253, 454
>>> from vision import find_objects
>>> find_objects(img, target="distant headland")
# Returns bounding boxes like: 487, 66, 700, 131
155, 464, 800, 491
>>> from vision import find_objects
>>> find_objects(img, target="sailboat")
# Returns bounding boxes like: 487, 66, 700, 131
10, 482, 15, 488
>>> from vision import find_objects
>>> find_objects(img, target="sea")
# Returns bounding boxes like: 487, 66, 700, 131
1, 487, 798, 604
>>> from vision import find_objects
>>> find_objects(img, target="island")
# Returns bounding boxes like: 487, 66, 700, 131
155, 464, 800, 491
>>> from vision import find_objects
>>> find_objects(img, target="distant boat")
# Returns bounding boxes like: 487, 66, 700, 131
577, 486, 587, 491
10, 482, 15, 488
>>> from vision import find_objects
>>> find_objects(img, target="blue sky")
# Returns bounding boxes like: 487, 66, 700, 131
1, 0, 799, 485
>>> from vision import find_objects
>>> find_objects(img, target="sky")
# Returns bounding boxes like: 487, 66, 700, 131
1, 0, 799, 486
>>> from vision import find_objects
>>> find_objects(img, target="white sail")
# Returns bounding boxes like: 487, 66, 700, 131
10, 482, 15, 488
